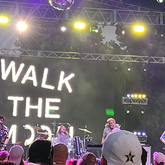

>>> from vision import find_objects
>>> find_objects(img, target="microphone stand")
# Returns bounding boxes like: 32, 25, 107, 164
51, 119, 56, 138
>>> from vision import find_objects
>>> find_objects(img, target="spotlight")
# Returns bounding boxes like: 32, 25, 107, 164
61, 26, 67, 32
133, 25, 145, 33
128, 67, 131, 71
17, 21, 27, 32
0, 16, 9, 24
126, 110, 130, 114
74, 22, 86, 30
134, 131, 147, 143
122, 30, 125, 35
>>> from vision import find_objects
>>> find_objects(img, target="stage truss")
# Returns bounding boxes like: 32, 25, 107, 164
0, 49, 165, 64
122, 97, 148, 105
0, 1, 164, 25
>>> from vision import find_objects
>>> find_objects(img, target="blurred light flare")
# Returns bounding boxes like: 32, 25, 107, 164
134, 25, 145, 33
74, 22, 86, 30
0, 16, 9, 24
61, 26, 67, 32
157, 0, 163, 3
17, 21, 27, 32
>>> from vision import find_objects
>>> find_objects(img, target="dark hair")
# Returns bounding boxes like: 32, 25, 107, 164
0, 115, 5, 121
0, 161, 15, 165
28, 140, 53, 164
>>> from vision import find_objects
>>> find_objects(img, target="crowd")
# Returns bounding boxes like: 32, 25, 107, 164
0, 130, 164, 165
0, 117, 165, 165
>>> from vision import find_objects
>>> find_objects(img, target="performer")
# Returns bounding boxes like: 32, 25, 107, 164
0, 115, 9, 151
56, 125, 70, 144
102, 118, 120, 143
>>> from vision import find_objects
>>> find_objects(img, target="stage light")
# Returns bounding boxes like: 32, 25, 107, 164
127, 94, 131, 97
156, 0, 163, 3
0, 16, 8, 24
126, 110, 130, 114
49, 0, 74, 11
126, 94, 147, 99
142, 94, 146, 98
122, 30, 125, 35
17, 21, 27, 32
128, 67, 131, 71
74, 22, 86, 30
133, 25, 145, 33
61, 26, 67, 32
134, 131, 147, 142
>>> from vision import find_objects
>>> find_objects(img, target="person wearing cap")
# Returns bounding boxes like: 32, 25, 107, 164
76, 152, 97, 165
153, 152, 165, 165
9, 145, 26, 165
0, 115, 9, 151
101, 130, 143, 165
28, 140, 53, 165
53, 143, 68, 165
102, 118, 121, 143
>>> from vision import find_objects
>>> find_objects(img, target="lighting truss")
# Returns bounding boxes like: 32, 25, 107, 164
0, 49, 165, 64
122, 97, 148, 105
87, 0, 155, 11
0, 1, 164, 25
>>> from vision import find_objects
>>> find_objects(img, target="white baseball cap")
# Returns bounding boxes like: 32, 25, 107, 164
102, 130, 142, 165
153, 152, 165, 164
9, 145, 24, 165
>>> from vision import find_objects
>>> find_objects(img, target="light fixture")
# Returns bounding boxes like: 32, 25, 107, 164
133, 25, 145, 33
156, 0, 163, 3
74, 22, 86, 30
49, 0, 74, 11
17, 21, 27, 32
133, 131, 147, 143
0, 16, 9, 24
61, 26, 67, 32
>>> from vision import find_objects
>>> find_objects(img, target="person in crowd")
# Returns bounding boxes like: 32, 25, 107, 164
0, 115, 9, 151
101, 130, 143, 165
153, 152, 165, 165
0, 160, 15, 165
56, 125, 70, 144
9, 145, 26, 165
53, 143, 68, 165
76, 152, 97, 165
28, 140, 53, 165
102, 118, 120, 143
0, 150, 9, 161
71, 159, 77, 165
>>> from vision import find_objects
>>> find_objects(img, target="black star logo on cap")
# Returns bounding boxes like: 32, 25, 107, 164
125, 152, 135, 163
